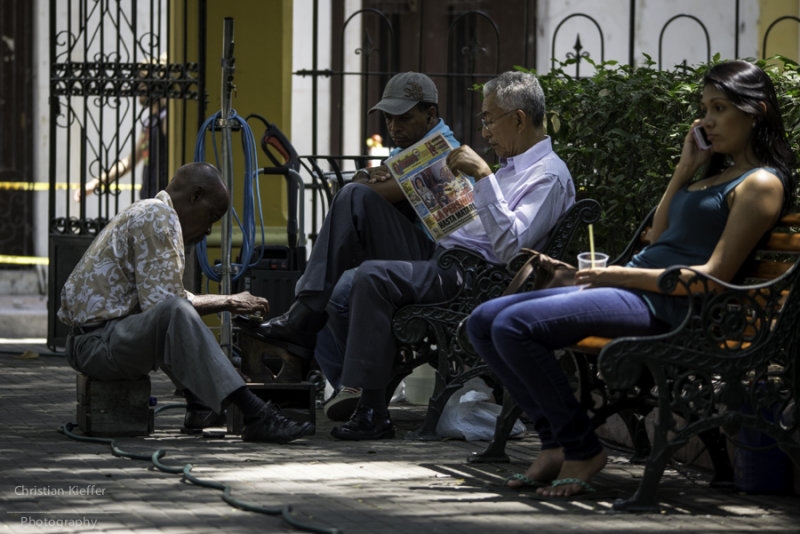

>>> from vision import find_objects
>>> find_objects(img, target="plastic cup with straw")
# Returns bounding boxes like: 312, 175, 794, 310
577, 224, 608, 273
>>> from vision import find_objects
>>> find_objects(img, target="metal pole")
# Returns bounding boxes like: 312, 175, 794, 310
218, 17, 235, 359
628, 0, 635, 67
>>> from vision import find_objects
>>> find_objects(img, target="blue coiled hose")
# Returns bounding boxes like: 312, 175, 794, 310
193, 109, 265, 282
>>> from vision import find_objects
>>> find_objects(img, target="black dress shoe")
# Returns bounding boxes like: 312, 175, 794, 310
330, 403, 394, 440
241, 401, 315, 443
182, 408, 227, 434
234, 301, 327, 360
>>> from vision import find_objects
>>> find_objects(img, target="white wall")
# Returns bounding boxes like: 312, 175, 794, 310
539, 0, 759, 76
291, 0, 332, 158
291, 0, 363, 160
32, 0, 49, 258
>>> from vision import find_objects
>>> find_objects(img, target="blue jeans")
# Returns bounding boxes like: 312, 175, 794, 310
314, 269, 355, 389
466, 286, 669, 460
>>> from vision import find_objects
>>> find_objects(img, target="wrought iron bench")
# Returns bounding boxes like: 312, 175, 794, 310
390, 198, 602, 439
471, 209, 800, 512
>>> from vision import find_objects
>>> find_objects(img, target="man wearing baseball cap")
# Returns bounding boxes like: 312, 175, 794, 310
351, 72, 458, 204
314, 73, 461, 417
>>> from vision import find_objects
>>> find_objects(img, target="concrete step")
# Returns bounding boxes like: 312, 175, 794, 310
0, 268, 48, 338
0, 268, 46, 295
0, 294, 48, 338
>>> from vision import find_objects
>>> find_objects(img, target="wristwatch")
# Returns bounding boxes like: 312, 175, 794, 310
352, 168, 370, 182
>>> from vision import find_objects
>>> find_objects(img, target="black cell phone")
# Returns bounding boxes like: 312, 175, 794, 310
692, 125, 711, 150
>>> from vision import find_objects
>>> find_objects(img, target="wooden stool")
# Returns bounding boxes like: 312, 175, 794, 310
76, 374, 154, 436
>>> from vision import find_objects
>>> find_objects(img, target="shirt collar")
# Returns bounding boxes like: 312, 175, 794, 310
156, 190, 173, 209
499, 136, 553, 172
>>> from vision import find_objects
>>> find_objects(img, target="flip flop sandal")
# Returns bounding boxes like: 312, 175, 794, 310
549, 477, 596, 493
527, 477, 603, 501
504, 473, 548, 489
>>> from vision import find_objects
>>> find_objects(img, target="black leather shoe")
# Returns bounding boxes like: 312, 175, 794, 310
182, 408, 227, 434
330, 403, 394, 441
234, 301, 327, 360
241, 401, 315, 444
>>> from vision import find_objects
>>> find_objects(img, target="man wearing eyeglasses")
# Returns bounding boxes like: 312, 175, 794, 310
238, 70, 576, 440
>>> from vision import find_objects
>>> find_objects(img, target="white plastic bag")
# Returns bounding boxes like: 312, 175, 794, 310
436, 377, 527, 441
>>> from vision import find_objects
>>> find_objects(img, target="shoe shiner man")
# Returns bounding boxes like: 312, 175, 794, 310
238, 71, 576, 440
59, 162, 313, 443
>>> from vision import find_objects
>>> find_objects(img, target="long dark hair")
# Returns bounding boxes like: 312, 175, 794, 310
702, 60, 796, 210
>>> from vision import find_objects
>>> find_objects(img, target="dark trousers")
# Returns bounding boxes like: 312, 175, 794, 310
339, 254, 460, 391
296, 183, 436, 307
298, 183, 461, 393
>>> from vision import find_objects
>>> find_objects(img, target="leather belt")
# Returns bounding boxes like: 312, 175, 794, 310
70, 322, 105, 335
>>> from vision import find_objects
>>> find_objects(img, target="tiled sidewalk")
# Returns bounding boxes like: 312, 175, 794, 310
1, 349, 798, 534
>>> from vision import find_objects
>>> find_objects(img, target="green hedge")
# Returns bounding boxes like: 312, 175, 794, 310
526, 55, 800, 258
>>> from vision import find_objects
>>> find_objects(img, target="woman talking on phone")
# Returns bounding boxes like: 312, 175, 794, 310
466, 60, 796, 498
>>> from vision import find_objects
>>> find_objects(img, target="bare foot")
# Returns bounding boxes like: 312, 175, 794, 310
506, 448, 564, 488
535, 449, 608, 497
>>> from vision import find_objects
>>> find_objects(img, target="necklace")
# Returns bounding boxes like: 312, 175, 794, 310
697, 166, 754, 190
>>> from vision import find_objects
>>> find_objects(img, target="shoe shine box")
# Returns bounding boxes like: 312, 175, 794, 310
76, 374, 154, 436
227, 382, 316, 435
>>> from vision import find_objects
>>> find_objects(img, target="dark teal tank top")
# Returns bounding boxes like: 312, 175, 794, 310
627, 167, 774, 327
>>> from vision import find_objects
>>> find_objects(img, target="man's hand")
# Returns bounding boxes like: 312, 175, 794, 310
446, 146, 492, 181
351, 164, 405, 203
190, 291, 269, 317
353, 165, 393, 184
225, 291, 270, 317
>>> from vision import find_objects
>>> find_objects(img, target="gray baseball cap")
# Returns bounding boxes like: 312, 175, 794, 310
369, 72, 438, 115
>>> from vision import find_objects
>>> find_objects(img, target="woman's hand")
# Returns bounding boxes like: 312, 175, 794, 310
576, 265, 666, 293
575, 265, 626, 288
674, 120, 713, 185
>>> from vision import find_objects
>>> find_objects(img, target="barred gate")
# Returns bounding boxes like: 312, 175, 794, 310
0, 2, 34, 263
47, 0, 207, 349
296, 0, 800, 163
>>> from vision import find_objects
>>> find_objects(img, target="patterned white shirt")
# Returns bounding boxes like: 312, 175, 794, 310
58, 190, 187, 326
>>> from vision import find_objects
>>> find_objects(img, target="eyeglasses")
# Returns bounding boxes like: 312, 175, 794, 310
480, 109, 518, 130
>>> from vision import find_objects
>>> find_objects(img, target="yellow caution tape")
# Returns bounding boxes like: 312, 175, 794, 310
0, 182, 140, 191
0, 255, 49, 266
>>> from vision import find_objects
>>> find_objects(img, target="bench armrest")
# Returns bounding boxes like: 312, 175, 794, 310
599, 260, 800, 390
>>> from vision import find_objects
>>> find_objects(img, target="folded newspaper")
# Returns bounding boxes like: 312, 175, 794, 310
385, 132, 477, 240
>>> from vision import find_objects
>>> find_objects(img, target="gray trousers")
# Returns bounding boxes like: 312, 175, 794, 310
65, 297, 244, 413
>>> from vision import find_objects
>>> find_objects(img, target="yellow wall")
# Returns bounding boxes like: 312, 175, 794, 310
759, 0, 800, 59
172, 1, 294, 299
168, 0, 294, 334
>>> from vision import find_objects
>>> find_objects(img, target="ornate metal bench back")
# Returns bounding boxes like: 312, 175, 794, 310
593, 211, 800, 511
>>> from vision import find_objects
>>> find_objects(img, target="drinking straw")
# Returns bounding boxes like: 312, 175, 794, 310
588, 224, 595, 268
